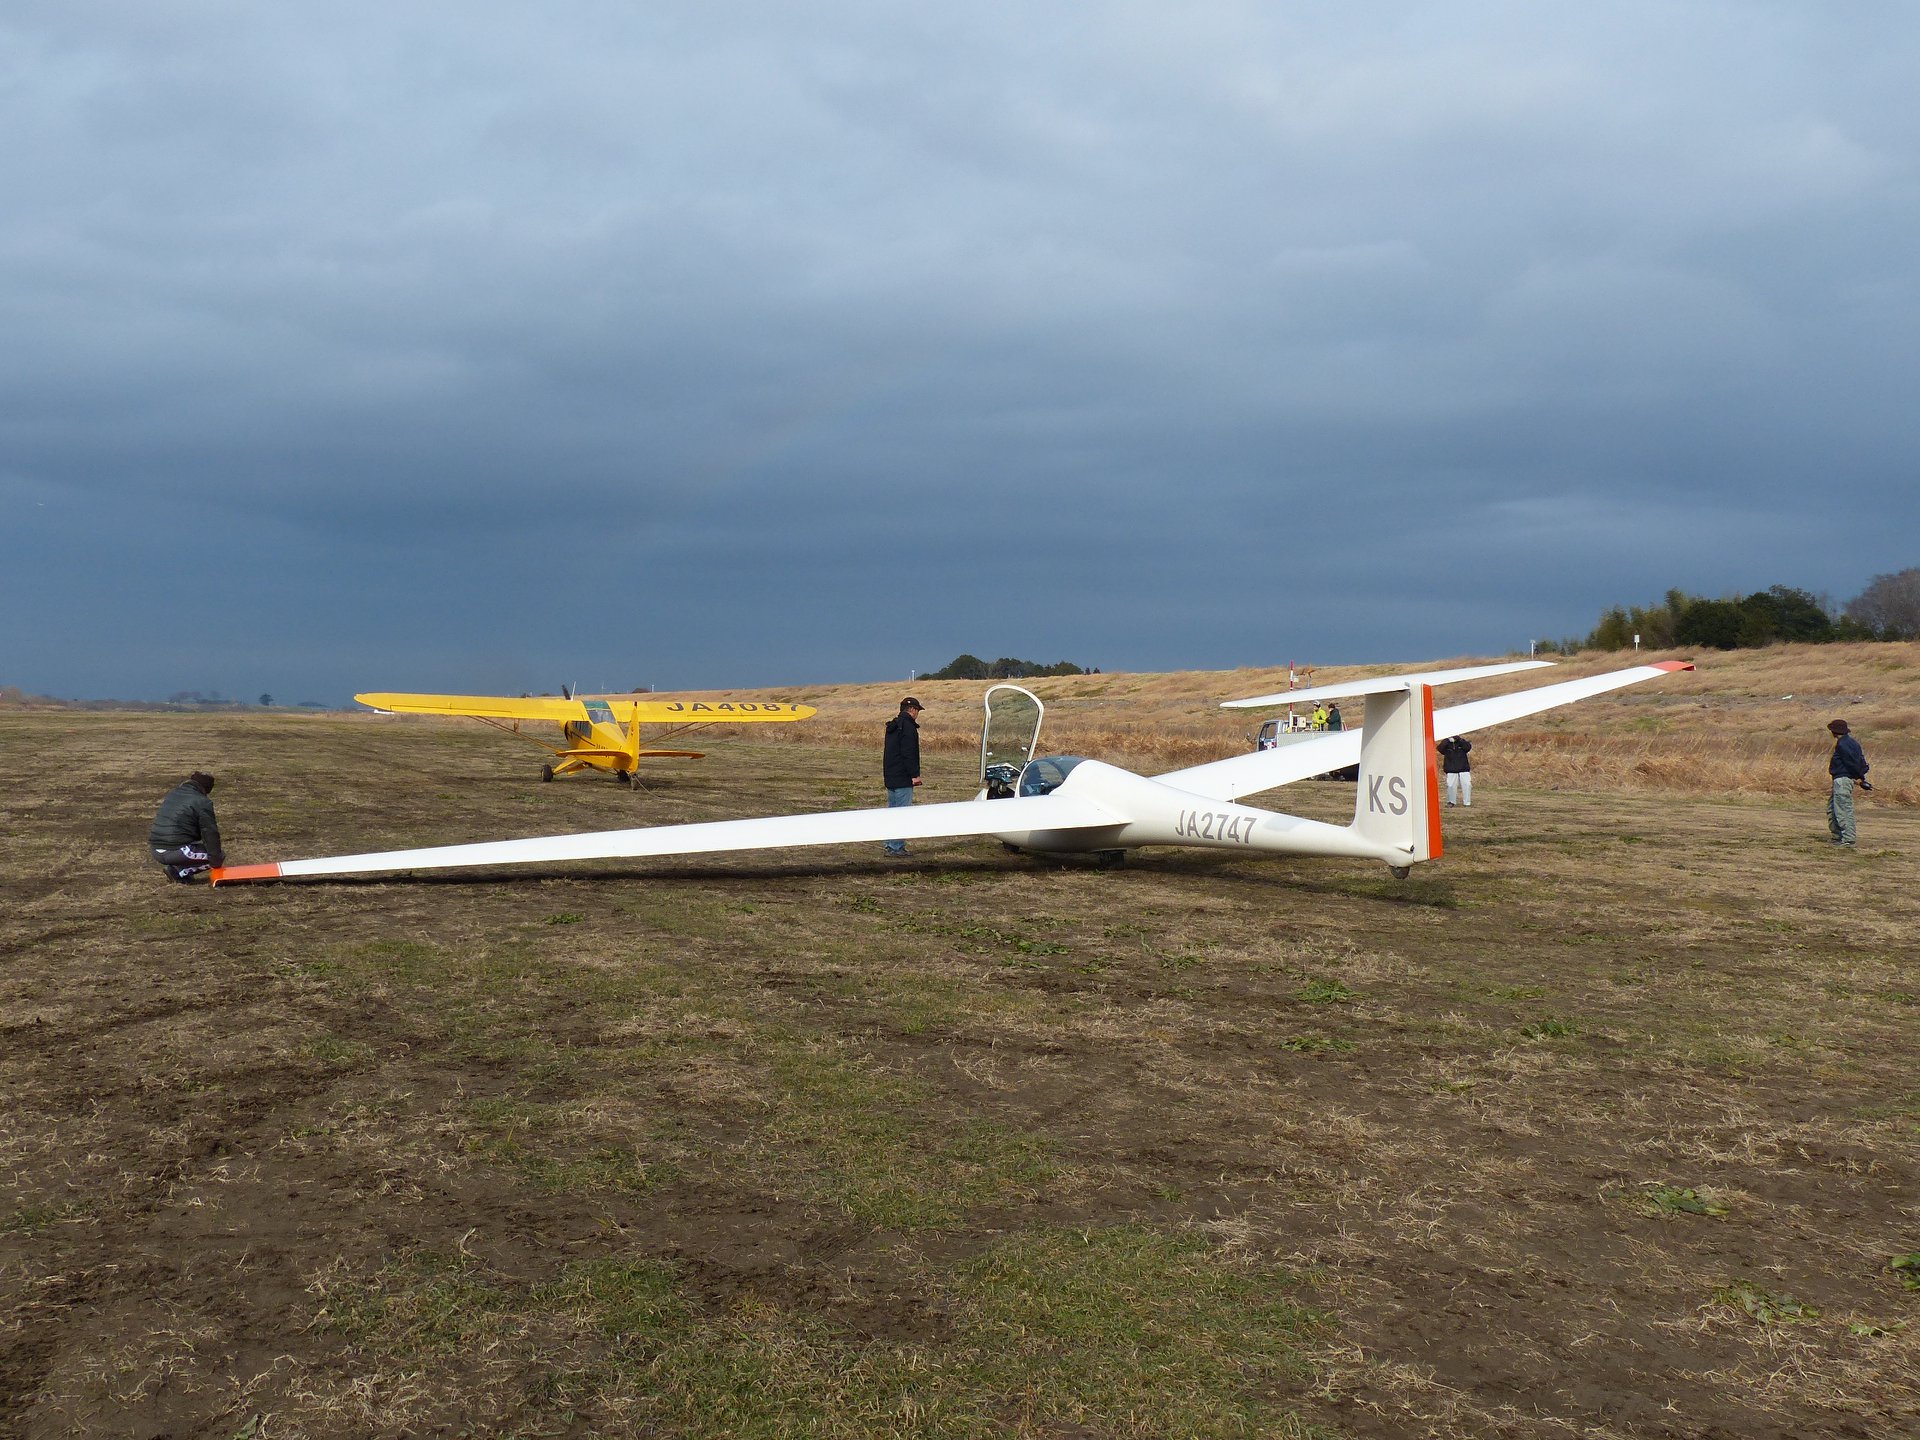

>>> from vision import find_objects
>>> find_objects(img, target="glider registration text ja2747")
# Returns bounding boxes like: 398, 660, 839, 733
215, 660, 1692, 886
354, 691, 816, 785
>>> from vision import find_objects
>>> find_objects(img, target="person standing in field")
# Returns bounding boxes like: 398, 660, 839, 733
149, 772, 224, 882
1438, 735, 1472, 807
1325, 702, 1343, 733
882, 697, 924, 856
1826, 719, 1871, 847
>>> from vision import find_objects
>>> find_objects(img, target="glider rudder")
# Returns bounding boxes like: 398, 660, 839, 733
1350, 682, 1439, 867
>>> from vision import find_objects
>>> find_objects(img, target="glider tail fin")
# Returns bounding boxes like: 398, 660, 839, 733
1350, 683, 1442, 866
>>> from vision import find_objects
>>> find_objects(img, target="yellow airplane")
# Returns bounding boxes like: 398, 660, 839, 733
355, 690, 816, 784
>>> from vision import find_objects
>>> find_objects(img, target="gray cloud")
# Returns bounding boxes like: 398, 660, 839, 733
4, 1, 1916, 701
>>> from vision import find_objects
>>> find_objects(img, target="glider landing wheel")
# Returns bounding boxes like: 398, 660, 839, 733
541, 765, 554, 783
1094, 849, 1126, 870
1390, 865, 1411, 880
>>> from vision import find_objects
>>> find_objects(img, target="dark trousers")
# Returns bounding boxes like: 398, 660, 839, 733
152, 843, 220, 882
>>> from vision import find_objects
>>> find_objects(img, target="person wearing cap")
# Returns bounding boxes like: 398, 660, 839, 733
149, 772, 225, 882
882, 697, 924, 856
1825, 719, 1871, 847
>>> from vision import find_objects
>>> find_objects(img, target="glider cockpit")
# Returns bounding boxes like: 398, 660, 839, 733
978, 683, 1085, 799
1014, 754, 1087, 796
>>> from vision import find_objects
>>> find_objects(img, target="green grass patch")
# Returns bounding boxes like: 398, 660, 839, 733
317, 1248, 519, 1353
1710, 1280, 1820, 1326
1520, 1016, 1581, 1040
1635, 1183, 1728, 1217
756, 1038, 1063, 1227
937, 1225, 1329, 1438
315, 1228, 1329, 1438
463, 1097, 666, 1196
1297, 978, 1357, 1005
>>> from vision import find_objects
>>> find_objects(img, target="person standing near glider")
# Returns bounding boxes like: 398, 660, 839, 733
1438, 734, 1473, 806
1826, 719, 1871, 847
149, 772, 224, 882
882, 697, 924, 856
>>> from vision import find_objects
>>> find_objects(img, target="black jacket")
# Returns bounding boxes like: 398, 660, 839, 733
1829, 734, 1869, 780
1437, 737, 1472, 774
149, 781, 222, 856
882, 710, 921, 789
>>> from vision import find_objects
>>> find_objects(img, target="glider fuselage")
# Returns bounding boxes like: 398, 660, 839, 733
988, 759, 1411, 863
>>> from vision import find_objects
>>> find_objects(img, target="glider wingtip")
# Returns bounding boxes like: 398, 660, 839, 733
209, 863, 282, 886
1652, 661, 1695, 673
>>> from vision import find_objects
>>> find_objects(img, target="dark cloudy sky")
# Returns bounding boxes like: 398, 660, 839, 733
4, 2, 1915, 703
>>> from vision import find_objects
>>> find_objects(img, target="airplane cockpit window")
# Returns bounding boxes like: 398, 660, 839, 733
1017, 755, 1085, 797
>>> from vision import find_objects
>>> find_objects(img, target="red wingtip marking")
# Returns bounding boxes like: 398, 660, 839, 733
1652, 661, 1695, 672
209, 863, 282, 885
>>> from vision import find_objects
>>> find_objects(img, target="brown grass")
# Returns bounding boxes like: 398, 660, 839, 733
621, 642, 1920, 805
2, 644, 1917, 1438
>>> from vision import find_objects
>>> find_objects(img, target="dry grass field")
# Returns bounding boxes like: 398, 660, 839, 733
3, 646, 1916, 1438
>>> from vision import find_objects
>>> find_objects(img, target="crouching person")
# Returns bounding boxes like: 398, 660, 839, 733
149, 772, 224, 882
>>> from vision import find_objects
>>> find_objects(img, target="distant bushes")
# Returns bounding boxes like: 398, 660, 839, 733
1844, 568, 1920, 640
1545, 574, 1918, 653
922, 654, 1092, 680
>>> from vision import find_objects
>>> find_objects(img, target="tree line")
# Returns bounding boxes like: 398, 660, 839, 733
1542, 568, 1920, 653
922, 654, 1094, 680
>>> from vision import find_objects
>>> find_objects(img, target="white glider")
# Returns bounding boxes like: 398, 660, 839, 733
209, 659, 1691, 886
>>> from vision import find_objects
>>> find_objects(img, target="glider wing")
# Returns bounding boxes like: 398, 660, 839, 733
211, 791, 1122, 884
1166, 661, 1693, 803
1221, 659, 1553, 710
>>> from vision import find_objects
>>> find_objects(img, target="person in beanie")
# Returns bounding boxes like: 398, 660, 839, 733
149, 772, 224, 882
882, 697, 924, 856
1826, 719, 1871, 848
1437, 735, 1473, 806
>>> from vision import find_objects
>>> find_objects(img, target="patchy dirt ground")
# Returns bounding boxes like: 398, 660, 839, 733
2, 709, 1916, 1438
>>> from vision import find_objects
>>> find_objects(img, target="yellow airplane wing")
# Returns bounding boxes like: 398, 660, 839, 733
355, 693, 816, 724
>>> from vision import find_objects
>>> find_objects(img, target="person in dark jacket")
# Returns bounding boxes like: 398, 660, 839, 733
1826, 719, 1871, 847
149, 772, 224, 881
1325, 702, 1343, 733
882, 697, 924, 855
1437, 735, 1472, 807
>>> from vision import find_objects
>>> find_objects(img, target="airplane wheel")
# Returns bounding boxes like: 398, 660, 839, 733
1094, 849, 1126, 870
541, 765, 554, 783
1002, 842, 1022, 854
1390, 865, 1411, 879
